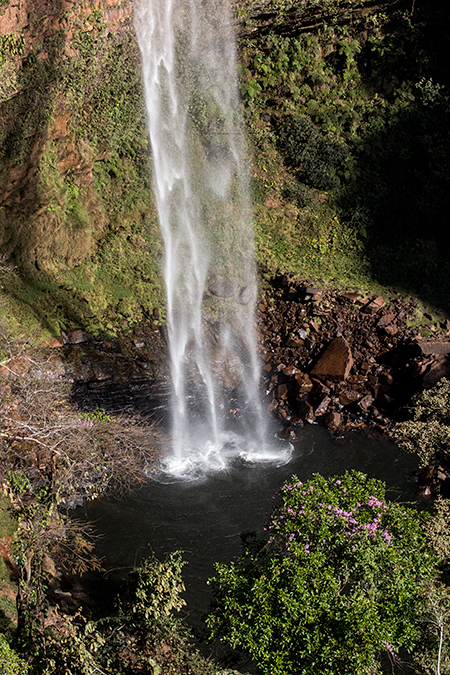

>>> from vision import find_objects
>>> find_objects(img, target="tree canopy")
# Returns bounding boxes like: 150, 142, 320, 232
207, 471, 437, 675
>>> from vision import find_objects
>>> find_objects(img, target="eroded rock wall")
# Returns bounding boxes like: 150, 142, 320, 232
0, 0, 138, 266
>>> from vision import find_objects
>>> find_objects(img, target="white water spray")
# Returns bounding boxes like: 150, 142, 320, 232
134, 0, 290, 477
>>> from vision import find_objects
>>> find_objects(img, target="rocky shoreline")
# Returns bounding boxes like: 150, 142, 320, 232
51, 273, 450, 451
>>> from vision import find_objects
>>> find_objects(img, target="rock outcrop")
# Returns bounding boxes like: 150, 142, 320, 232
257, 272, 450, 437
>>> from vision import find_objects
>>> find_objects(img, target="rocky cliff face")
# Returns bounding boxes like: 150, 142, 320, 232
0, 0, 164, 336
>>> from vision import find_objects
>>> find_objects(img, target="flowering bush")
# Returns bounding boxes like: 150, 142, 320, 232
207, 471, 437, 675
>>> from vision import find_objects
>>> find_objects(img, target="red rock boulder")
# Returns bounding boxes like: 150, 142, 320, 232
310, 337, 353, 383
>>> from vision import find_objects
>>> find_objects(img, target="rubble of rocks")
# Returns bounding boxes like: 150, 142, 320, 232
257, 272, 450, 440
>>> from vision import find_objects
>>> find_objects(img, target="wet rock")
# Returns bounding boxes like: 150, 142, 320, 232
290, 416, 303, 426
210, 348, 245, 390
299, 400, 315, 424
281, 425, 297, 440
208, 276, 235, 298
267, 398, 278, 412
304, 286, 322, 301
377, 313, 396, 328
384, 324, 399, 336
311, 379, 331, 396
238, 285, 253, 305
256, 277, 428, 433
295, 372, 313, 393
310, 336, 353, 382
324, 411, 341, 430
282, 365, 300, 376
339, 389, 361, 406
380, 371, 394, 386
287, 335, 304, 348
367, 373, 379, 387
315, 396, 331, 416
278, 383, 288, 400
360, 361, 372, 374
415, 340, 450, 356
422, 355, 450, 389
69, 330, 88, 344
358, 394, 374, 412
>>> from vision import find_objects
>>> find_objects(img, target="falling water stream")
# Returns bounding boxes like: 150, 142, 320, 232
133, 0, 289, 478
73, 8, 422, 673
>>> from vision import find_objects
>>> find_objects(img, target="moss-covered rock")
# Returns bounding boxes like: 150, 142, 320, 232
0, 0, 163, 338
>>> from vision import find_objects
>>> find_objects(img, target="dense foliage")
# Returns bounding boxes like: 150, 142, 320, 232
236, 0, 450, 304
395, 378, 450, 466
0, 632, 29, 674
13, 551, 239, 675
207, 471, 437, 675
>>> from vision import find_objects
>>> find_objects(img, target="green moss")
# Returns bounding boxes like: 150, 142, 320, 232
0, 494, 16, 541
0, 495, 18, 635
0, 6, 167, 336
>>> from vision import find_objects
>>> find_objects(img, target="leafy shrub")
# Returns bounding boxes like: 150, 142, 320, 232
0, 633, 29, 674
425, 497, 450, 563
395, 378, 450, 466
276, 115, 349, 190
207, 471, 436, 675
122, 551, 187, 630
25, 553, 237, 675
282, 180, 313, 208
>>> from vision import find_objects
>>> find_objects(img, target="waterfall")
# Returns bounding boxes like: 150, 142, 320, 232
134, 0, 289, 477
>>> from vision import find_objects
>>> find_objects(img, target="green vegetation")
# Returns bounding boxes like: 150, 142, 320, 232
0, 494, 17, 636
25, 551, 239, 675
0, 632, 29, 675
395, 378, 450, 466
0, 4, 164, 339
207, 471, 439, 674
235, 0, 450, 305
0, 0, 448, 334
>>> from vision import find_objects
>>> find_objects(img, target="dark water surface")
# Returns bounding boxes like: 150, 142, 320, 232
81, 425, 419, 628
